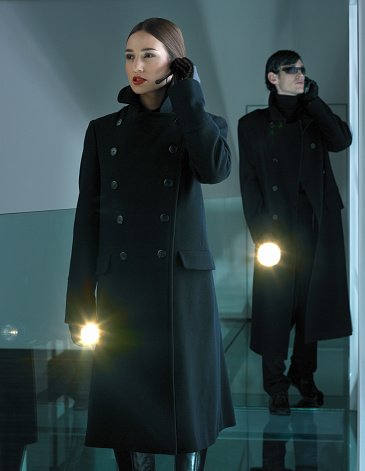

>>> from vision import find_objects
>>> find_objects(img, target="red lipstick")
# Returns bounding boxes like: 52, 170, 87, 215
133, 76, 146, 85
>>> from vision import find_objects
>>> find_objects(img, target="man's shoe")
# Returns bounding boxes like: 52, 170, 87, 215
288, 372, 324, 407
269, 391, 291, 416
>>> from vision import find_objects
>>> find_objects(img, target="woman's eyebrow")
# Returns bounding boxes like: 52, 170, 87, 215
125, 47, 158, 52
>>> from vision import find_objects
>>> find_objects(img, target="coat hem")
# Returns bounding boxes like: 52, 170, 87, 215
84, 422, 235, 454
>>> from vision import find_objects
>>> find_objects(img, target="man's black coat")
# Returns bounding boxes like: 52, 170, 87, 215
238, 93, 352, 357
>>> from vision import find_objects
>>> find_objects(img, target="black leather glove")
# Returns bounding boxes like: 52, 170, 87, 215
68, 323, 83, 347
300, 77, 318, 104
170, 57, 194, 81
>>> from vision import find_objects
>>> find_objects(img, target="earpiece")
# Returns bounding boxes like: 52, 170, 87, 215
155, 71, 173, 84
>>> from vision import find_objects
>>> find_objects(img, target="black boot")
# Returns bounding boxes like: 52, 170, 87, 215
269, 391, 291, 416
114, 450, 155, 471
114, 450, 133, 471
175, 449, 207, 471
131, 452, 155, 471
288, 368, 324, 407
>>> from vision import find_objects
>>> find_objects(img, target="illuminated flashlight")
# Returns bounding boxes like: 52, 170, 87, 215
80, 322, 100, 346
257, 242, 281, 267
1, 324, 19, 342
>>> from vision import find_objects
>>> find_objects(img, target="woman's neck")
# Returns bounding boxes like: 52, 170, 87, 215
140, 87, 167, 111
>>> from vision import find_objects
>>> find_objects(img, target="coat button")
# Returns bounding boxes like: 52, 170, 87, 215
111, 181, 119, 190
163, 178, 174, 187
116, 118, 123, 126
110, 147, 118, 156
116, 215, 124, 224
119, 251, 128, 261
272, 214, 279, 221
272, 185, 278, 192
157, 249, 167, 259
168, 144, 179, 154
160, 214, 170, 222
310, 142, 317, 150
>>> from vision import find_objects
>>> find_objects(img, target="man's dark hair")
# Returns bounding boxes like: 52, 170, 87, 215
265, 50, 302, 91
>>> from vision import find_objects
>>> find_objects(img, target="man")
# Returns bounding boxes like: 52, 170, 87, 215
238, 50, 352, 415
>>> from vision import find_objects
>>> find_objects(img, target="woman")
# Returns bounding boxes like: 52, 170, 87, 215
65, 17, 235, 471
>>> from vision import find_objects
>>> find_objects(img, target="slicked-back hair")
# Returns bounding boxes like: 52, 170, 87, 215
265, 50, 302, 91
128, 17, 186, 60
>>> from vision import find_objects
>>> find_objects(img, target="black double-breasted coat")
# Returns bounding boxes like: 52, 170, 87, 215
65, 78, 235, 453
238, 93, 352, 358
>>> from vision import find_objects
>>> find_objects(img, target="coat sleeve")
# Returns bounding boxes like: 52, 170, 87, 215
168, 79, 231, 184
238, 116, 273, 244
304, 97, 352, 152
65, 121, 100, 325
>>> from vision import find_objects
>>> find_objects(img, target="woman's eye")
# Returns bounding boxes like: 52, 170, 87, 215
125, 54, 134, 60
144, 53, 155, 59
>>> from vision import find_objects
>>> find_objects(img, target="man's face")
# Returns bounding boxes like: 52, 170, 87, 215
268, 59, 306, 95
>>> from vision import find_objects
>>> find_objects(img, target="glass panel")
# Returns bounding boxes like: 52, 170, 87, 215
0, 200, 355, 468
0, 210, 74, 350
205, 196, 250, 319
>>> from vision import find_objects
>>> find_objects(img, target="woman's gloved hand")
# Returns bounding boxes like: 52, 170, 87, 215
68, 323, 83, 347
170, 57, 194, 81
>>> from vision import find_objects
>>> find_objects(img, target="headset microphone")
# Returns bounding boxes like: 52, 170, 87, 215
155, 71, 173, 84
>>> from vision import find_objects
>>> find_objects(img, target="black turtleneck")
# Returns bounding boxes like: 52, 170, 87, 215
274, 94, 300, 123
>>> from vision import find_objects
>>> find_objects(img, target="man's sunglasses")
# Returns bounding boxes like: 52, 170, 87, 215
280, 66, 306, 75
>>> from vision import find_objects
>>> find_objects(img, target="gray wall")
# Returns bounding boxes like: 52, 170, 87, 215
0, 0, 349, 212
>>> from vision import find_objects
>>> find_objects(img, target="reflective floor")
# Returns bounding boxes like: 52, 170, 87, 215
0, 320, 357, 470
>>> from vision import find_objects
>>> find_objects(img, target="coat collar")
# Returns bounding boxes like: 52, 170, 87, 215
117, 85, 173, 113
268, 92, 286, 122
267, 91, 313, 128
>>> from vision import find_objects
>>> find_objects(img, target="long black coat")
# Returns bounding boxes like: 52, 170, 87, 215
238, 93, 353, 358
65, 78, 235, 453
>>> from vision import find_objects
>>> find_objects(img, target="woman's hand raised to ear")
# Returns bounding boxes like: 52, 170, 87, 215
170, 57, 194, 81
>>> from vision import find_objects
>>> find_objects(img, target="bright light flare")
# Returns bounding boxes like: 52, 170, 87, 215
257, 242, 281, 267
80, 323, 100, 346
1, 324, 19, 341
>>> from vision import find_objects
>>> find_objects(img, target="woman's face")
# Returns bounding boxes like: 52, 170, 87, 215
125, 30, 172, 97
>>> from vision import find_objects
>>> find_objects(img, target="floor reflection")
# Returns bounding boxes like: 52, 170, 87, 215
0, 320, 357, 470
209, 407, 354, 471
252, 412, 318, 471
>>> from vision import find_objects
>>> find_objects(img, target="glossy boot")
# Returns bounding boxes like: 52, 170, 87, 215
131, 452, 155, 471
175, 449, 207, 471
114, 450, 132, 471
114, 450, 155, 471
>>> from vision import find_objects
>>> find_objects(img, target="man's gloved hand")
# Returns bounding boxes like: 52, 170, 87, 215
170, 57, 194, 81
300, 77, 318, 104
68, 323, 83, 347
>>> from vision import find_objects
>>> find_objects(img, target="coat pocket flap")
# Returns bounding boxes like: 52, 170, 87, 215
178, 250, 215, 270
